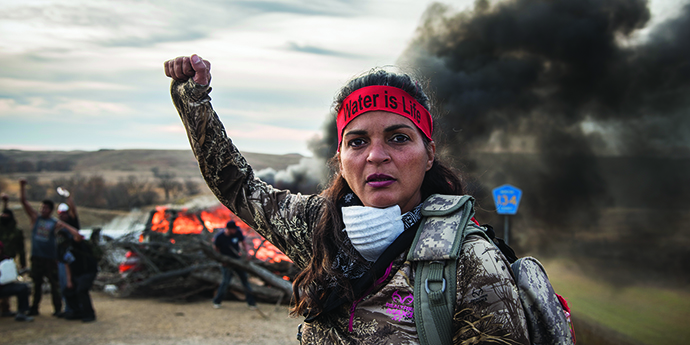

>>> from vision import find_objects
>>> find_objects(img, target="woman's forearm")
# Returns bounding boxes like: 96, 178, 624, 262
169, 79, 322, 269
170, 79, 253, 211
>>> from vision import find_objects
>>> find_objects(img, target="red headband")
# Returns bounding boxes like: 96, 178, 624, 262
336, 85, 432, 148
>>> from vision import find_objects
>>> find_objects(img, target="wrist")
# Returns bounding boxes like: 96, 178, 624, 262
185, 78, 212, 102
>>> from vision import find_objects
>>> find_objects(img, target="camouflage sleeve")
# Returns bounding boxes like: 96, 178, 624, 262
169, 79, 323, 269
453, 235, 530, 345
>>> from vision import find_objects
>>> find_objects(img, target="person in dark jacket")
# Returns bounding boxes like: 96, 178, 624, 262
211, 220, 256, 309
0, 194, 27, 317
55, 188, 79, 318
58, 228, 98, 322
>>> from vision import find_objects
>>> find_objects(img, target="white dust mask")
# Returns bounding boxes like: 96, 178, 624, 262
342, 205, 404, 262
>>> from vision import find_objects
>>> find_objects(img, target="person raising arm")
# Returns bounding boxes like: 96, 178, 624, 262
164, 55, 530, 344
19, 179, 63, 316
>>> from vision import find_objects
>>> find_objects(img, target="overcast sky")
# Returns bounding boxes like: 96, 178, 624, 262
0, 0, 682, 156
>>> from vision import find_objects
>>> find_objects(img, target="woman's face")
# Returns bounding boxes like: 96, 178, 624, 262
339, 111, 435, 213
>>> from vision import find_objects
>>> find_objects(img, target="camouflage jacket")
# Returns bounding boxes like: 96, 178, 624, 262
171, 79, 530, 345
0, 220, 27, 268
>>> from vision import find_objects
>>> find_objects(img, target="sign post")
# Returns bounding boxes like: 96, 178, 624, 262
492, 184, 522, 245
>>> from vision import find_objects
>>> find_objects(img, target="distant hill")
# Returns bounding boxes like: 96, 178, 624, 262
0, 149, 303, 181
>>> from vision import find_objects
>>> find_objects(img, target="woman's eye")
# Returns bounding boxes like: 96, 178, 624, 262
348, 138, 366, 147
390, 134, 410, 143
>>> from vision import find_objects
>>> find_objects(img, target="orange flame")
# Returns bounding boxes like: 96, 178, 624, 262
150, 206, 171, 233
171, 209, 204, 235
148, 205, 292, 264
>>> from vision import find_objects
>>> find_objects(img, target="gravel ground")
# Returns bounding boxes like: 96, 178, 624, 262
0, 292, 302, 345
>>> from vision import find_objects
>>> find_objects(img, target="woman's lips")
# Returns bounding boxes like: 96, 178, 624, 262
366, 173, 395, 188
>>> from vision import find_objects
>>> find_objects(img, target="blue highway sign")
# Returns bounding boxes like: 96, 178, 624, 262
492, 184, 522, 215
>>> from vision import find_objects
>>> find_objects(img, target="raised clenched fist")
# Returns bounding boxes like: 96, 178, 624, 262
164, 54, 211, 86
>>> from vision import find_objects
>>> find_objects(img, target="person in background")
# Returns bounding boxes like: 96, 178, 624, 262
55, 188, 79, 318
0, 194, 27, 317
0, 241, 33, 322
56, 188, 79, 230
19, 179, 63, 316
211, 220, 256, 309
59, 226, 98, 322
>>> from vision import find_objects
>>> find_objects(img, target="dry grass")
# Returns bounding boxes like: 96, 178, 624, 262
544, 259, 690, 345
0, 292, 301, 345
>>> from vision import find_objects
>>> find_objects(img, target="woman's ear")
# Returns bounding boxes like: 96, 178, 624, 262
337, 151, 343, 172
426, 141, 436, 171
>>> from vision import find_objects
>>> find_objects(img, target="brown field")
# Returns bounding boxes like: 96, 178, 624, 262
0, 292, 302, 345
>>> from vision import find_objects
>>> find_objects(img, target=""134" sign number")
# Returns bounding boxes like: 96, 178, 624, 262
492, 184, 522, 215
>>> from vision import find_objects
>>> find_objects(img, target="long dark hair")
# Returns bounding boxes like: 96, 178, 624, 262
290, 68, 465, 317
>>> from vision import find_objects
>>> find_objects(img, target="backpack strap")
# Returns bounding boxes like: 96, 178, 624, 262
408, 194, 489, 345
411, 196, 575, 345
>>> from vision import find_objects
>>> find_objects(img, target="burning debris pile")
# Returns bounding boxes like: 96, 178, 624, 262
95, 205, 297, 304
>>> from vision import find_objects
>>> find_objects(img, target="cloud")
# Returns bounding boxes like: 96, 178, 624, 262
285, 42, 364, 58
0, 98, 52, 116
0, 97, 132, 119
214, 101, 332, 131
54, 99, 131, 116
101, 31, 208, 48
0, 0, 458, 154
227, 123, 319, 141
0, 0, 362, 52
158, 124, 186, 133
0, 3, 124, 26
0, 2, 209, 51
231, 0, 358, 17
0, 78, 133, 92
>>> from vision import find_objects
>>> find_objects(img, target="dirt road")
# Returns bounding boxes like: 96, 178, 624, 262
0, 292, 302, 345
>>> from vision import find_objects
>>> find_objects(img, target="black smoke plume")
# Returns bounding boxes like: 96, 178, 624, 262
394, 0, 690, 284
402, 0, 689, 155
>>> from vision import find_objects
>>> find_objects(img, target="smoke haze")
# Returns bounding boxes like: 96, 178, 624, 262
256, 157, 327, 195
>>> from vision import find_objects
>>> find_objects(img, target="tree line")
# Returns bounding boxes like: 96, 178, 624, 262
9, 171, 201, 210
0, 156, 75, 173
